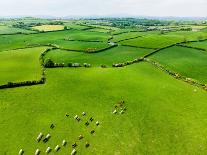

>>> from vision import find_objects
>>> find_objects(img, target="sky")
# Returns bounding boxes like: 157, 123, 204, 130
0, 0, 207, 17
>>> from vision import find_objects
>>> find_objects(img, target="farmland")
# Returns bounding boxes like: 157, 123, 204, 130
0, 17, 207, 155
32, 25, 65, 32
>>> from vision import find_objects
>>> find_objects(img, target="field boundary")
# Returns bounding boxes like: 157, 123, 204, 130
144, 58, 207, 92
0, 48, 56, 89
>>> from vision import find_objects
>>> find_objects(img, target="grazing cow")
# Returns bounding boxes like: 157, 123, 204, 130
90, 130, 95, 134
62, 140, 67, 146
35, 149, 40, 155
45, 147, 51, 154
90, 117, 94, 122
72, 142, 77, 148
85, 121, 89, 126
85, 142, 90, 148
55, 145, 60, 152
43, 134, 51, 143
96, 121, 100, 126
50, 124, 55, 129
36, 133, 43, 142
71, 149, 77, 155
19, 149, 24, 155
78, 135, 84, 140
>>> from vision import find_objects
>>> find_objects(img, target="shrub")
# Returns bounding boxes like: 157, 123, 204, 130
68, 62, 73, 67
44, 59, 54, 68
101, 64, 107, 68
83, 63, 91, 68
72, 63, 81, 67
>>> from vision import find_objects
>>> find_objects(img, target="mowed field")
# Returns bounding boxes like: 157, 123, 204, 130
0, 47, 47, 85
32, 25, 65, 32
0, 18, 207, 155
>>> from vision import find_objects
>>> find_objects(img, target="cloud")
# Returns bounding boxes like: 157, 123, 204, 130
0, 0, 206, 17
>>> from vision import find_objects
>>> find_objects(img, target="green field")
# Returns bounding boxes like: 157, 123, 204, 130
150, 46, 207, 83
0, 25, 35, 34
2, 63, 207, 154
44, 46, 153, 67
0, 47, 47, 85
0, 30, 111, 52
181, 40, 207, 50
51, 40, 111, 52
1, 18, 207, 155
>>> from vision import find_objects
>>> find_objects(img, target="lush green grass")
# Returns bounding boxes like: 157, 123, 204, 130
168, 31, 207, 41
150, 46, 207, 83
1, 63, 207, 154
52, 40, 111, 52
44, 46, 153, 67
64, 22, 90, 30
0, 25, 35, 34
111, 32, 144, 42
0, 47, 47, 85
120, 31, 207, 49
119, 33, 184, 49
182, 40, 207, 50
87, 28, 111, 33
0, 30, 111, 51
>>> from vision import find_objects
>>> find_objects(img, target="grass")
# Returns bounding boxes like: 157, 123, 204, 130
1, 63, 207, 154
44, 46, 153, 67
1, 19, 207, 155
52, 40, 111, 52
181, 40, 207, 50
111, 32, 144, 42
0, 25, 35, 34
0, 30, 111, 52
150, 46, 207, 83
0, 47, 47, 85
119, 33, 184, 49
32, 25, 64, 32
120, 31, 207, 49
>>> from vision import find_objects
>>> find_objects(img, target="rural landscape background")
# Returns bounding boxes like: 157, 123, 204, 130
0, 0, 207, 155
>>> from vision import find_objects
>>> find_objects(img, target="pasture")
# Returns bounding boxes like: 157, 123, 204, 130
0, 17, 207, 155
32, 25, 65, 32
0, 47, 47, 85
150, 46, 207, 83
44, 46, 153, 67
1, 63, 207, 155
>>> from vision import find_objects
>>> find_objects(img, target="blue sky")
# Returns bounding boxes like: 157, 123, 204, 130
0, 0, 207, 17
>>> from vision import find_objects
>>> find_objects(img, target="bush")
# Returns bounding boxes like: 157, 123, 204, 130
101, 64, 107, 68
72, 63, 81, 67
68, 62, 73, 67
44, 59, 54, 68
83, 63, 91, 68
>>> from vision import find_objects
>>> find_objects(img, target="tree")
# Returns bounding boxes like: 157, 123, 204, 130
44, 59, 54, 68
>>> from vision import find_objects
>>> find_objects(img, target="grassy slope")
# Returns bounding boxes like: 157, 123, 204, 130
120, 34, 183, 49
52, 40, 111, 51
0, 30, 111, 52
0, 47, 47, 85
0, 25, 35, 34
1, 63, 207, 155
44, 46, 153, 67
150, 46, 207, 83
120, 31, 207, 49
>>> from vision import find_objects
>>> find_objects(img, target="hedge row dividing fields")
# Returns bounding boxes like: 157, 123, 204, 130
0, 47, 55, 89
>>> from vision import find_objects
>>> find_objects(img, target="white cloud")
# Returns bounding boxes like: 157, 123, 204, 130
0, 0, 206, 17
